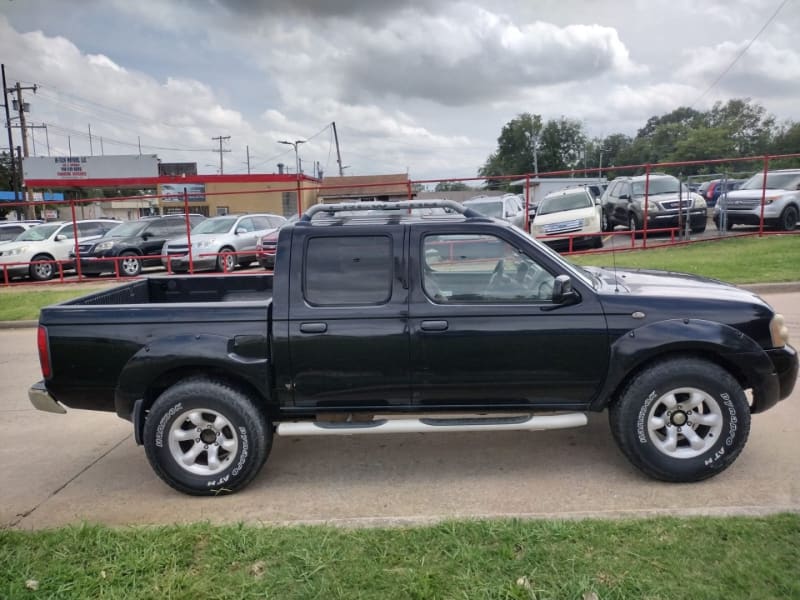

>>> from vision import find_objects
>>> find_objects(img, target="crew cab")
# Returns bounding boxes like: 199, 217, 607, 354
29, 201, 797, 495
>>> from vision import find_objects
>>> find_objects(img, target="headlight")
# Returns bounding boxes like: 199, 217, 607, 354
770, 314, 790, 348
763, 195, 781, 205
3, 246, 28, 256
95, 241, 114, 251
693, 194, 707, 209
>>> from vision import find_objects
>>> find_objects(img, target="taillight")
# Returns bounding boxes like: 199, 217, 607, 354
706, 182, 717, 200
37, 325, 52, 379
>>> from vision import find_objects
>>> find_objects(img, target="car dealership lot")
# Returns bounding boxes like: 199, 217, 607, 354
2, 291, 798, 530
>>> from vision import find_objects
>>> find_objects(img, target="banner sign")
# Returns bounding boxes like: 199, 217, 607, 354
160, 183, 206, 202
23, 155, 159, 181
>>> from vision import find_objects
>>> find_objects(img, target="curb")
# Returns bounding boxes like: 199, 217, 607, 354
0, 282, 798, 331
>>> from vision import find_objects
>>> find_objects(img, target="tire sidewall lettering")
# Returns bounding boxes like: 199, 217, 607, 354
636, 390, 659, 444
155, 402, 183, 448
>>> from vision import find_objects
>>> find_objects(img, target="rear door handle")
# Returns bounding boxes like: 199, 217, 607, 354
300, 322, 327, 334
420, 320, 448, 331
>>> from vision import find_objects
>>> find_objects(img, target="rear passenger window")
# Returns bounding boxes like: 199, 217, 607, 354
304, 236, 392, 306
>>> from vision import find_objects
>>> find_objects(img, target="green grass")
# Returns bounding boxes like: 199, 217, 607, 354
1, 515, 798, 599
571, 234, 800, 284
0, 286, 109, 321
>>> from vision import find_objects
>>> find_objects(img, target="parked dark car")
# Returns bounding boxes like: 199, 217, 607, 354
698, 178, 746, 208
601, 174, 707, 233
74, 214, 205, 277
256, 215, 297, 270
29, 200, 797, 496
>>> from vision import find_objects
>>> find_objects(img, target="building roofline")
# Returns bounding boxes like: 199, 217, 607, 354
24, 173, 320, 189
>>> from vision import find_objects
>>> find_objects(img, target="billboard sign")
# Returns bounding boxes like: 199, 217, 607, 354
160, 183, 206, 202
22, 155, 159, 181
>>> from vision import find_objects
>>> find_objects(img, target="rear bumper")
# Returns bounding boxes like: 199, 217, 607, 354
29, 380, 66, 414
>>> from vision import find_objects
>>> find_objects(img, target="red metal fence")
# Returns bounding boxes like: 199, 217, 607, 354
1, 152, 799, 286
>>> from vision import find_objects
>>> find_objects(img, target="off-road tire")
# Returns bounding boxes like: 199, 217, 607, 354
609, 358, 750, 483
143, 377, 271, 495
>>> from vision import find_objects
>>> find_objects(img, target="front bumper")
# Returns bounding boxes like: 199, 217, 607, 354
714, 211, 779, 227
644, 209, 707, 228
29, 380, 66, 414
751, 344, 798, 413
161, 254, 216, 271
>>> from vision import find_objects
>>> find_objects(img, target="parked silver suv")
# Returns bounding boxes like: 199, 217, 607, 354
163, 213, 286, 272
713, 169, 800, 231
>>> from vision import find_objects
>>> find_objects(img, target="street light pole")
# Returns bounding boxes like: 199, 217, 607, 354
278, 139, 305, 216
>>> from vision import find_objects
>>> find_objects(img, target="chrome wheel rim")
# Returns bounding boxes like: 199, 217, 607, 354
33, 262, 53, 279
646, 387, 723, 459
121, 257, 140, 276
168, 409, 239, 475
223, 254, 235, 271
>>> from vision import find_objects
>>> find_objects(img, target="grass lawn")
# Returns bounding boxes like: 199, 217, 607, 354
0, 286, 110, 321
571, 234, 800, 284
1, 515, 798, 599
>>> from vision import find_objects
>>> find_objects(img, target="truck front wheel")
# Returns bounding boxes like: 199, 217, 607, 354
143, 377, 271, 495
609, 358, 750, 482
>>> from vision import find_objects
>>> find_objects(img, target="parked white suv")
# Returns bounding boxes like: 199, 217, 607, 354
532, 186, 603, 250
713, 169, 800, 231
163, 213, 286, 272
0, 221, 42, 245
0, 219, 121, 281
464, 194, 526, 229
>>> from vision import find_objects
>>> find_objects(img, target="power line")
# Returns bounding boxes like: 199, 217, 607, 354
689, 0, 790, 108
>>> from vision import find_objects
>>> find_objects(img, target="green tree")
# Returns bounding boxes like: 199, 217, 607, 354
434, 181, 471, 192
0, 151, 16, 220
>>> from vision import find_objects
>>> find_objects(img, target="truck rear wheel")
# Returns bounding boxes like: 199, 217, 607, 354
609, 358, 750, 482
143, 377, 271, 495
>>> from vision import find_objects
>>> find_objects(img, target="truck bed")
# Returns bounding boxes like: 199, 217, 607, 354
64, 274, 274, 306
39, 274, 274, 416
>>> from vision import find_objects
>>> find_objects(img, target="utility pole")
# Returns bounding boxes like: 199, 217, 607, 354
245, 144, 251, 174
13, 80, 38, 219
278, 139, 305, 215
1, 64, 18, 203
88, 124, 93, 155
212, 135, 231, 174
332, 121, 344, 176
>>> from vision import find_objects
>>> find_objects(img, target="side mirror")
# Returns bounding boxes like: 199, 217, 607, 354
235, 227, 246, 235
618, 193, 630, 201
552, 275, 578, 304
54, 234, 67, 242
141, 231, 153, 239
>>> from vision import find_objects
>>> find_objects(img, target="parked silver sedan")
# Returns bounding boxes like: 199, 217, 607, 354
162, 213, 286, 272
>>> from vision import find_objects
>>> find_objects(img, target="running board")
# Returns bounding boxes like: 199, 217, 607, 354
276, 412, 588, 436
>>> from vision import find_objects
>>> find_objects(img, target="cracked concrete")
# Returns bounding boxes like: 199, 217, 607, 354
2, 292, 798, 530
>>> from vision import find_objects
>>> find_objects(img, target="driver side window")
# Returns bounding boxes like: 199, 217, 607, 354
422, 234, 555, 304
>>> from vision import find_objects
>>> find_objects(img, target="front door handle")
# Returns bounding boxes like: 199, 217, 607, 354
420, 320, 448, 331
300, 322, 327, 334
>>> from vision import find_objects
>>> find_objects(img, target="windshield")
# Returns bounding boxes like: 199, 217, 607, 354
515, 228, 595, 288
538, 191, 593, 215
740, 172, 800, 191
193, 217, 236, 234
16, 224, 60, 241
465, 200, 503, 218
106, 221, 148, 238
632, 177, 680, 196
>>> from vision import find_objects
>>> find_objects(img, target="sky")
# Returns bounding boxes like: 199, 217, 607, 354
1, 0, 798, 181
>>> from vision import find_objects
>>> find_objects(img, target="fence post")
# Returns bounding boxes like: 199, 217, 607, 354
525, 173, 531, 233
407, 179, 413, 201
643, 163, 650, 249
759, 155, 769, 237
183, 188, 194, 274
70, 199, 83, 280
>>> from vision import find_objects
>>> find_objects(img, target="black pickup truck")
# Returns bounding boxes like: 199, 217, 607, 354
29, 201, 797, 495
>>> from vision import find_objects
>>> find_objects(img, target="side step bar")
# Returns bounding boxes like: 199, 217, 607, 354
276, 412, 588, 436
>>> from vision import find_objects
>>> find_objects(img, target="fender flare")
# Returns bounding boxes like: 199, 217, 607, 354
590, 318, 775, 411
114, 332, 270, 429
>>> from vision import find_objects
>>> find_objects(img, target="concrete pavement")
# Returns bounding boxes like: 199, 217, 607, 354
2, 292, 798, 530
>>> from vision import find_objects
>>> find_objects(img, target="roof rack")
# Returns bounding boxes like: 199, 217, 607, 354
299, 200, 486, 222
